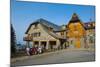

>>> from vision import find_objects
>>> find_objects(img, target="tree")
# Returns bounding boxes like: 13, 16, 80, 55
11, 24, 16, 56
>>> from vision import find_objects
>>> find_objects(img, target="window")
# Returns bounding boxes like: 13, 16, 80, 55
61, 32, 64, 35
74, 23, 77, 31
49, 27, 53, 31
88, 24, 91, 27
34, 33, 37, 37
92, 23, 95, 27
34, 41, 39, 45
33, 32, 41, 37
34, 24, 38, 29
38, 32, 41, 36
71, 40, 73, 44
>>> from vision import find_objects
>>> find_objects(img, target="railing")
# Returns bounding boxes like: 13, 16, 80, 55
23, 35, 33, 41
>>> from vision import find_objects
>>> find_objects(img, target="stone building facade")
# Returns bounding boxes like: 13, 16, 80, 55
23, 19, 66, 51
84, 22, 95, 48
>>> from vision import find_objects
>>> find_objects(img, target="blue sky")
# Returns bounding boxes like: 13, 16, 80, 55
11, 0, 95, 44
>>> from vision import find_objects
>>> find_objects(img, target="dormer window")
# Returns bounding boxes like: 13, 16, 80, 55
49, 27, 53, 31
61, 25, 66, 30
88, 24, 91, 27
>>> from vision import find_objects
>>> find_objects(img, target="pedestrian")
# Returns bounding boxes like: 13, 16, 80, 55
35, 46, 38, 54
31, 46, 35, 55
29, 48, 33, 55
26, 47, 30, 56
38, 46, 42, 54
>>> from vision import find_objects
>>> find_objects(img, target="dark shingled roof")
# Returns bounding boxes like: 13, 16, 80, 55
41, 24, 65, 39
25, 18, 66, 39
68, 13, 95, 30
69, 13, 81, 23
84, 22, 95, 30
25, 18, 62, 34
67, 13, 86, 29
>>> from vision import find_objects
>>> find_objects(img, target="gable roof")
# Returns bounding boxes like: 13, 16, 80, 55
67, 13, 86, 29
41, 24, 65, 39
25, 18, 61, 34
25, 18, 65, 39
69, 13, 81, 23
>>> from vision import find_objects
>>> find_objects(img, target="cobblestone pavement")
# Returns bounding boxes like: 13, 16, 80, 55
11, 49, 95, 67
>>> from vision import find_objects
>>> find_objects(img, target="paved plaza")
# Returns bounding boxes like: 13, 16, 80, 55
11, 49, 95, 67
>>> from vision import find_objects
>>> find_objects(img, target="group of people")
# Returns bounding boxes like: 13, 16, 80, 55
26, 46, 44, 56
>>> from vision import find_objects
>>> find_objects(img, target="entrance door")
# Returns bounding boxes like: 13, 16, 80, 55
75, 38, 81, 48
49, 41, 56, 49
34, 41, 39, 47
41, 41, 46, 50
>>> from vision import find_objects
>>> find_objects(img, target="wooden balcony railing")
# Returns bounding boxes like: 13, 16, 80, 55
23, 35, 33, 41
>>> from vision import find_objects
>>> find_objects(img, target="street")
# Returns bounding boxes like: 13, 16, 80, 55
11, 49, 95, 67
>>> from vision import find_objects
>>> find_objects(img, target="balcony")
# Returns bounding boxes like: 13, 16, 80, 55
23, 35, 33, 41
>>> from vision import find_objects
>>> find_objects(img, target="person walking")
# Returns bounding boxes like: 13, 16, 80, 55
38, 46, 42, 54
26, 47, 30, 56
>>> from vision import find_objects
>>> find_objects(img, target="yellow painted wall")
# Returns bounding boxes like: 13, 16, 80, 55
67, 22, 86, 48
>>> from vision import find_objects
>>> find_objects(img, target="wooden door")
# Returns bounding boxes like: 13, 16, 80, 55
75, 38, 81, 48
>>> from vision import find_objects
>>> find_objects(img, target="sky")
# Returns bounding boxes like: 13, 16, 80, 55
11, 0, 95, 44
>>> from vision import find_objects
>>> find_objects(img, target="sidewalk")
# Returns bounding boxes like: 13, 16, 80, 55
11, 48, 95, 63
